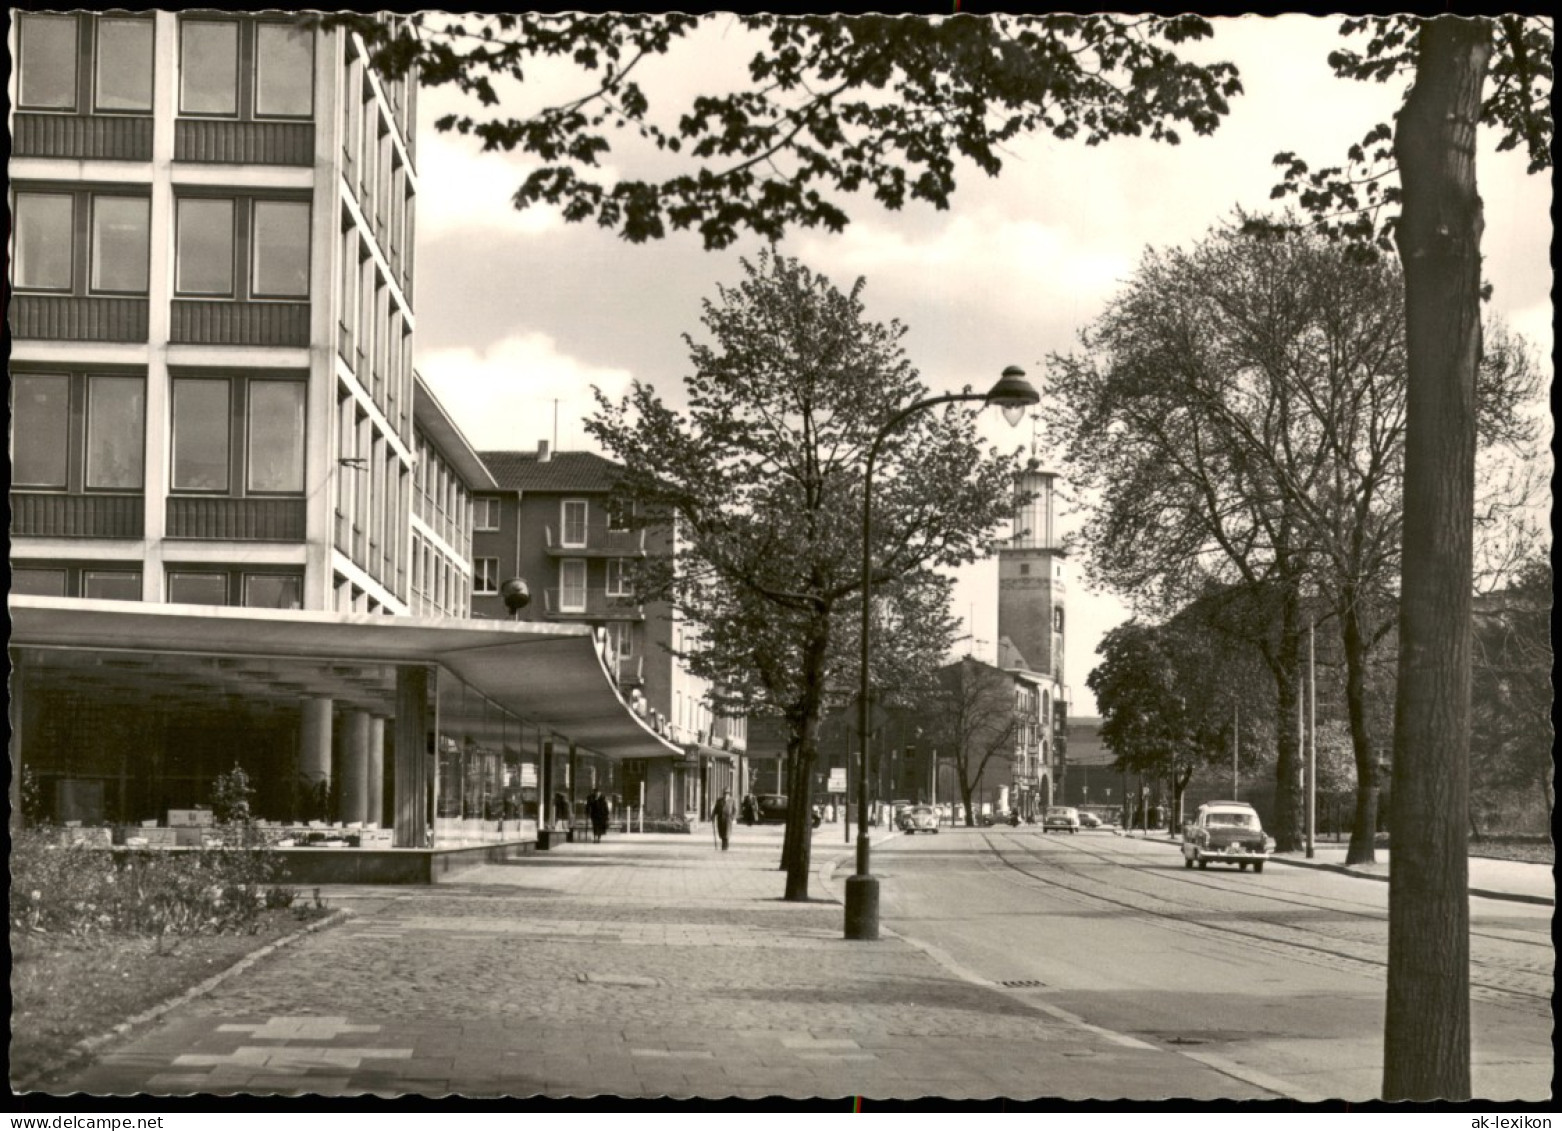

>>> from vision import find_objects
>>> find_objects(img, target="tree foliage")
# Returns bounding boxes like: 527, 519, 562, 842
317, 13, 1241, 249
1043, 221, 1539, 857
916, 658, 1022, 827
587, 250, 1022, 898
1259, 16, 1550, 258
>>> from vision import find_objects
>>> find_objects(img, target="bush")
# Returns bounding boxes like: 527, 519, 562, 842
9, 828, 290, 945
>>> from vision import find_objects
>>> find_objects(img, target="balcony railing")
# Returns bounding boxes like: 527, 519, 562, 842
13, 112, 153, 160
541, 588, 644, 620
9, 295, 148, 342
544, 524, 647, 556
11, 492, 144, 538
174, 118, 314, 166
166, 496, 305, 541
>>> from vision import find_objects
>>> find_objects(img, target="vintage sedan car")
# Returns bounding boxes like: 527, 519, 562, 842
1182, 801, 1269, 872
753, 794, 790, 824
900, 804, 939, 834
1078, 811, 1102, 829
1041, 806, 1081, 833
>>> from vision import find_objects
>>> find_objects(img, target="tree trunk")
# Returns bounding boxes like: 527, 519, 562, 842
1383, 15, 1488, 1103
1339, 587, 1380, 865
778, 741, 799, 871
1269, 602, 1306, 853
782, 623, 832, 901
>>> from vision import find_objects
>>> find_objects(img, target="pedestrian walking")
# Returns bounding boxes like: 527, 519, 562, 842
552, 791, 570, 829
586, 788, 609, 843
712, 789, 737, 851
741, 793, 756, 826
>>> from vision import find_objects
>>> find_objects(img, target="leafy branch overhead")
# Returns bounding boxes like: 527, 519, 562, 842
316, 13, 1242, 248
1260, 16, 1551, 258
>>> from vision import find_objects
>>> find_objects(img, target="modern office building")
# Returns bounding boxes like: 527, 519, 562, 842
471, 444, 749, 825
7, 12, 676, 871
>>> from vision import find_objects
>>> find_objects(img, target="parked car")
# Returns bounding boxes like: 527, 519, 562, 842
1182, 801, 1269, 872
900, 804, 939, 834
1078, 811, 1102, 829
754, 794, 789, 824
1041, 806, 1081, 833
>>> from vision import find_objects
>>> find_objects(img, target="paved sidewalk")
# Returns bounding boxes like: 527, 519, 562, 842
1116, 830, 1554, 905
51, 824, 1273, 1102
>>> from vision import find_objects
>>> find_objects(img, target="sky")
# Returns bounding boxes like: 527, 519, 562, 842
411, 14, 1554, 718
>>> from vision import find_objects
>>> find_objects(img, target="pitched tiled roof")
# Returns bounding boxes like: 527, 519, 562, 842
477, 450, 624, 493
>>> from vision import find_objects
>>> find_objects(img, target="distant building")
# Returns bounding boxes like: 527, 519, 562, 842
472, 444, 748, 824
994, 461, 1069, 811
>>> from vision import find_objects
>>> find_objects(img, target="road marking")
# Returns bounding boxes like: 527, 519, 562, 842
217, 1017, 381, 1040
630, 1048, 715, 1059
1179, 1049, 1322, 1103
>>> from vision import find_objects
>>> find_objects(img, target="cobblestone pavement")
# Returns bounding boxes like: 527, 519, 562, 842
56, 827, 1272, 1101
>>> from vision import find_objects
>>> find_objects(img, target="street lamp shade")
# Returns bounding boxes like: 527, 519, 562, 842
987, 365, 1040, 428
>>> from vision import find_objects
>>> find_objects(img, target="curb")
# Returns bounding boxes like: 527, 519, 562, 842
1265, 854, 1555, 907
15, 907, 352, 1094
1122, 831, 1553, 907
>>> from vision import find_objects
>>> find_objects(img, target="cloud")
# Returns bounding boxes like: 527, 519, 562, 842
416, 334, 635, 452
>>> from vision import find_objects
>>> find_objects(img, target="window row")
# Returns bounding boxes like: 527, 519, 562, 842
10, 371, 305, 495
412, 433, 473, 558
337, 220, 413, 436
334, 389, 409, 596
410, 532, 469, 618
17, 13, 314, 120
12, 189, 310, 301
10, 564, 300, 608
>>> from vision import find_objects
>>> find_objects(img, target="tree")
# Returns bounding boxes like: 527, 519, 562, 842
1044, 224, 1537, 861
918, 658, 1022, 827
587, 251, 1021, 899
1089, 617, 1269, 833
1469, 553, 1553, 835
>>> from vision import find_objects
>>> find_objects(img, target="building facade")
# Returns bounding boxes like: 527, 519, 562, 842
470, 445, 748, 825
8, 13, 677, 858
993, 461, 1069, 813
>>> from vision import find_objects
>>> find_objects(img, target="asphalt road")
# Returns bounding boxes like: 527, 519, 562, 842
871, 825, 1553, 1102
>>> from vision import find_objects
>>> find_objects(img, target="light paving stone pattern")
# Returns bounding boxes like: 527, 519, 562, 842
52, 830, 1277, 1100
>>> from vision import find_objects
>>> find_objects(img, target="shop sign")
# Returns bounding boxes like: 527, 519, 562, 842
827, 769, 847, 793
520, 764, 538, 787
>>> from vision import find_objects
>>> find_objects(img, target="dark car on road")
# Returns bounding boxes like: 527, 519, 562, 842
753, 794, 821, 827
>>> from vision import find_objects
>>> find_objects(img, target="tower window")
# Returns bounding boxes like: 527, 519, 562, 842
1053, 607, 1065, 632
1019, 563, 1029, 576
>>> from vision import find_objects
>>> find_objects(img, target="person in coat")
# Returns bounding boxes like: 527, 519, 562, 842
586, 788, 609, 843
713, 789, 737, 851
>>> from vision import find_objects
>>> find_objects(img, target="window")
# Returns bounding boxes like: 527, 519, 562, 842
172, 379, 230, 491
18, 13, 79, 110
604, 498, 632, 531
180, 17, 314, 120
12, 374, 71, 488
251, 201, 311, 297
168, 572, 229, 606
609, 621, 635, 659
474, 558, 500, 595
1053, 607, 1065, 633
176, 196, 310, 300
244, 575, 302, 609
96, 18, 155, 112
91, 197, 152, 293
246, 381, 306, 492
83, 571, 142, 601
474, 498, 502, 531
254, 23, 315, 118
561, 500, 588, 547
11, 372, 145, 492
605, 558, 632, 597
13, 190, 150, 295
171, 375, 306, 495
85, 376, 146, 489
12, 568, 68, 598
559, 560, 587, 612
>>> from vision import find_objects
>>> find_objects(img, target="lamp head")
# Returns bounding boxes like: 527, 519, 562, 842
987, 365, 1040, 428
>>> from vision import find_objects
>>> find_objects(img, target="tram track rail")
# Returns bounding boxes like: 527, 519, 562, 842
972, 829, 1552, 1012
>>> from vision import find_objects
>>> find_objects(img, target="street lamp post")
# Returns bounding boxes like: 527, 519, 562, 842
844, 365, 1039, 940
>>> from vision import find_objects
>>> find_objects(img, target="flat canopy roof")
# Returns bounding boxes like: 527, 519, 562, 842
8, 597, 682, 762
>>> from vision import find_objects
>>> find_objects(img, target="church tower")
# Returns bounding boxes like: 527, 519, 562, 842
997, 461, 1066, 686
